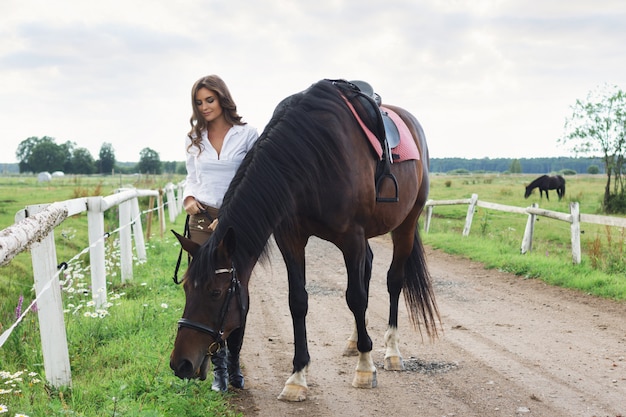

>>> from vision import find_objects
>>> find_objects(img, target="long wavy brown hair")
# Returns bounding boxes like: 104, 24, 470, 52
187, 75, 246, 154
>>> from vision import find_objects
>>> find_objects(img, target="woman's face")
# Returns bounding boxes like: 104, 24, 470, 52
195, 87, 223, 123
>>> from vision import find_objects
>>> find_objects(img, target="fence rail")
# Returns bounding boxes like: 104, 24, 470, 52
0, 183, 183, 388
424, 193, 626, 264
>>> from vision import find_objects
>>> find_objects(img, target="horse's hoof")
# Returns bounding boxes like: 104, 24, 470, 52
352, 370, 377, 388
384, 355, 405, 371
342, 340, 359, 357
277, 384, 307, 402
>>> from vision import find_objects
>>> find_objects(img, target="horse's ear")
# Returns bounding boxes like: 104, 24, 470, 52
171, 230, 201, 257
213, 228, 236, 268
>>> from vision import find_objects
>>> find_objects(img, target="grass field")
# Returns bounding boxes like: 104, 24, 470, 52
423, 173, 626, 299
1, 174, 240, 417
0, 172, 624, 416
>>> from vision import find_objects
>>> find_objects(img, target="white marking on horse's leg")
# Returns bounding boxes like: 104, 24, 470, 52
383, 326, 405, 371
277, 366, 308, 402
352, 351, 377, 388
343, 315, 368, 356
343, 325, 359, 356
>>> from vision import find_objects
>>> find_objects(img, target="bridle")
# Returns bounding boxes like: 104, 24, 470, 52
176, 266, 247, 356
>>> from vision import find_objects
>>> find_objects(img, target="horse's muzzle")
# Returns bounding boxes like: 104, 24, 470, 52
170, 354, 209, 380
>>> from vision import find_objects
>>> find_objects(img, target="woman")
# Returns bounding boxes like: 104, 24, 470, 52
182, 74, 258, 392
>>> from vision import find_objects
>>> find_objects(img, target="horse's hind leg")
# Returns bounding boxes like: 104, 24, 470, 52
383, 222, 417, 371
340, 234, 376, 389
342, 243, 373, 357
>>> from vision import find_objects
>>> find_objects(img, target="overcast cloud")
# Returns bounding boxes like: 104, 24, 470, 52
1, 0, 625, 164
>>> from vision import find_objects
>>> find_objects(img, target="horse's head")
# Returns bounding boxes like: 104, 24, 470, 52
524, 184, 532, 198
169, 228, 249, 380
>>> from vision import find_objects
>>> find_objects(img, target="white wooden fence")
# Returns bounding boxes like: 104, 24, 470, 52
0, 182, 183, 388
424, 193, 626, 264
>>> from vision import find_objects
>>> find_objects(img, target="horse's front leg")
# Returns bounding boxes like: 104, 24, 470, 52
275, 234, 310, 402
342, 237, 376, 389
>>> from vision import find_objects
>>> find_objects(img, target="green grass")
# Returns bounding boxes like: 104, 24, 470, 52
423, 173, 626, 300
1, 174, 241, 417
1, 222, 239, 417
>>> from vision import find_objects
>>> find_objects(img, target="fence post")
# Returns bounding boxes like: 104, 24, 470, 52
424, 203, 433, 233
131, 197, 147, 262
119, 199, 133, 282
31, 232, 73, 387
521, 203, 538, 254
166, 184, 178, 224
158, 189, 166, 238
145, 196, 155, 241
21, 205, 73, 388
178, 182, 185, 213
87, 197, 108, 307
570, 202, 581, 264
462, 193, 478, 236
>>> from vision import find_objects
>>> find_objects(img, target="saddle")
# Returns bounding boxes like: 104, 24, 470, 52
328, 79, 399, 202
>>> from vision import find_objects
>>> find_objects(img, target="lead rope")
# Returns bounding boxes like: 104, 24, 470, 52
172, 214, 190, 284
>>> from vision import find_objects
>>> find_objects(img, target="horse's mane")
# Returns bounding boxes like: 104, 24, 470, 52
188, 80, 351, 284
528, 175, 548, 187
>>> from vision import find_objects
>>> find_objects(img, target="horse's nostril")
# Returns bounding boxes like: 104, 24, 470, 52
172, 359, 194, 379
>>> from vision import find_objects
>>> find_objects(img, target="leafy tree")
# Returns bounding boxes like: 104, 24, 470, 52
31, 141, 69, 173
70, 147, 96, 174
509, 159, 522, 174
16, 136, 55, 173
59, 141, 76, 172
162, 161, 178, 174
587, 165, 600, 174
137, 147, 162, 174
16, 136, 71, 173
98, 142, 116, 174
560, 84, 626, 212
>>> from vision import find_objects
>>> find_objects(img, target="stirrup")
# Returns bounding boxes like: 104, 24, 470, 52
375, 173, 399, 203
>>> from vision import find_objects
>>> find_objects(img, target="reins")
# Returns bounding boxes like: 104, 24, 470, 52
172, 209, 215, 285
172, 214, 190, 285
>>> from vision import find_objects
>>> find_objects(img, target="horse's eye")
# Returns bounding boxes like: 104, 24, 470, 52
209, 289, 221, 298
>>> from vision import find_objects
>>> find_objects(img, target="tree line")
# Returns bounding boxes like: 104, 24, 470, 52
14, 136, 182, 175
429, 156, 604, 175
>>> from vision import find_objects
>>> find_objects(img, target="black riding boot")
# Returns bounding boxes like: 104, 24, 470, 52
211, 348, 228, 392
227, 350, 244, 389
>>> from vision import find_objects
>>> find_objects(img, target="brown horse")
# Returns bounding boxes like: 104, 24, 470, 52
169, 79, 440, 401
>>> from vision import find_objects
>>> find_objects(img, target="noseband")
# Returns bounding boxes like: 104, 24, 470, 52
177, 267, 246, 356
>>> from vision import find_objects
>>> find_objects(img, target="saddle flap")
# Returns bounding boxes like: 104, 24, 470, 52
382, 112, 400, 148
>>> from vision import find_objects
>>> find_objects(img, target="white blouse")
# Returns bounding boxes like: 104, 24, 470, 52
183, 124, 259, 208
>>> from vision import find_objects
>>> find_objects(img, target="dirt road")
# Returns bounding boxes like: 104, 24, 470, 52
229, 235, 625, 417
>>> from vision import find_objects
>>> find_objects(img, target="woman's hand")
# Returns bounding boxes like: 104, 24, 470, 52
183, 196, 205, 215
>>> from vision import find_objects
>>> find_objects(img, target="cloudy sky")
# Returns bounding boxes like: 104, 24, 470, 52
2, 0, 625, 164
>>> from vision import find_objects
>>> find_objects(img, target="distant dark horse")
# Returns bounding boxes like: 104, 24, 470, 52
169, 79, 440, 401
524, 174, 566, 201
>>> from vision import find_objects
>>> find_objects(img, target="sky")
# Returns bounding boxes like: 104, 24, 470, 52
1, 0, 626, 164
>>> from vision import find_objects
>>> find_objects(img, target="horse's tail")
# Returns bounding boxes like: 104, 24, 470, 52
403, 228, 441, 339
